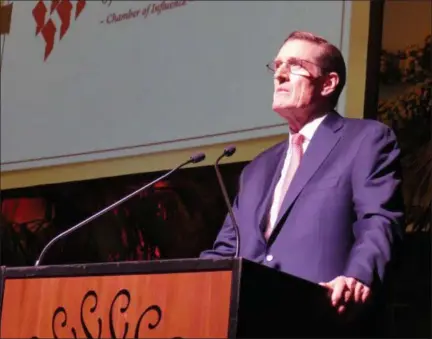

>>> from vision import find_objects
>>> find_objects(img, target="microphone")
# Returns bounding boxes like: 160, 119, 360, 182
34, 152, 206, 266
214, 145, 240, 258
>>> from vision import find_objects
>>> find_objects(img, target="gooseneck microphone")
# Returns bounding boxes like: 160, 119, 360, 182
214, 145, 241, 258
35, 152, 206, 266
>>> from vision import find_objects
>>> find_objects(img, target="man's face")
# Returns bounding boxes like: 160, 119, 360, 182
271, 39, 324, 120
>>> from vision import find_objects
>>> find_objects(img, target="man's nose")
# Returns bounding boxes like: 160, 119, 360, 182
274, 65, 290, 84
275, 71, 289, 84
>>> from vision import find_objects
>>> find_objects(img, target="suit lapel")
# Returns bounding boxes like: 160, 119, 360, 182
273, 112, 344, 229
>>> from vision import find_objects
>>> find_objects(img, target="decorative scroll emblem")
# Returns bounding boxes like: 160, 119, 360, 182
31, 289, 163, 339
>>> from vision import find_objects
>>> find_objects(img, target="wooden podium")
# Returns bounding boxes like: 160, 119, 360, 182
0, 258, 345, 338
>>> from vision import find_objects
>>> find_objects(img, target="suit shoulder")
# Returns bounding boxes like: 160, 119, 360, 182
253, 139, 287, 161
242, 139, 286, 173
343, 117, 396, 138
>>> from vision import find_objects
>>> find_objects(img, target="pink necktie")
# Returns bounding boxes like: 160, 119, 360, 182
265, 133, 305, 240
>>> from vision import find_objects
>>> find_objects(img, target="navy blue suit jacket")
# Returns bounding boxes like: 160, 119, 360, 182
201, 111, 404, 287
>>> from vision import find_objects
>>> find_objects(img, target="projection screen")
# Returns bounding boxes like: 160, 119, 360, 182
1, 1, 352, 171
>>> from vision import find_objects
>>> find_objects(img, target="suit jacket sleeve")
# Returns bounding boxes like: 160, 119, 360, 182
199, 171, 245, 258
344, 123, 405, 287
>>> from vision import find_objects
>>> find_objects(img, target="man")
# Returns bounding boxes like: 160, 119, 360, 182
200, 31, 404, 330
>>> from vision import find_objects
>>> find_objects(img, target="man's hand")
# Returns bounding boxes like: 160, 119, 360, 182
319, 276, 371, 314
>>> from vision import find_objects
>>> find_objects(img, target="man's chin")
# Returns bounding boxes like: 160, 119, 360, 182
272, 102, 293, 115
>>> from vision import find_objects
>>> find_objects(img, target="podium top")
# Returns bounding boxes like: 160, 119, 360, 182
1, 257, 247, 279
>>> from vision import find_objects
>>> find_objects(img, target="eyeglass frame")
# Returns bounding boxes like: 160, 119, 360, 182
266, 57, 327, 78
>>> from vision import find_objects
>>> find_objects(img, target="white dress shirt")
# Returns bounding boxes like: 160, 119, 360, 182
268, 114, 327, 228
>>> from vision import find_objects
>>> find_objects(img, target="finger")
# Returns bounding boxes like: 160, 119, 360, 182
320, 283, 333, 295
346, 277, 356, 290
337, 304, 346, 314
361, 287, 371, 303
354, 283, 363, 303
319, 280, 337, 297
331, 280, 346, 306
319, 282, 332, 299
344, 288, 352, 303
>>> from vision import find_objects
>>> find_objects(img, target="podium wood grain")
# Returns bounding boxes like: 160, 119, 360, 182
1, 271, 232, 338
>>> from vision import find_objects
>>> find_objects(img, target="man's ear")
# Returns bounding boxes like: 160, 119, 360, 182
321, 72, 339, 97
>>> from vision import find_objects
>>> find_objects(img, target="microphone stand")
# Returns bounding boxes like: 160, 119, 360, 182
214, 146, 240, 258
35, 153, 205, 266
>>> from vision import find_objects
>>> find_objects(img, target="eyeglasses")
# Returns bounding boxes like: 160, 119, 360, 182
266, 57, 324, 77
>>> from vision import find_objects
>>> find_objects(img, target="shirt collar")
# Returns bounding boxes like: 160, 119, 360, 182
289, 113, 328, 143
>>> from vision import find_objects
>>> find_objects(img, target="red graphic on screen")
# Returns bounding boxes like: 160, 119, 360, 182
32, 0, 86, 61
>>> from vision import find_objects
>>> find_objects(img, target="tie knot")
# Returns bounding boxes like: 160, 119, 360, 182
292, 133, 305, 146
